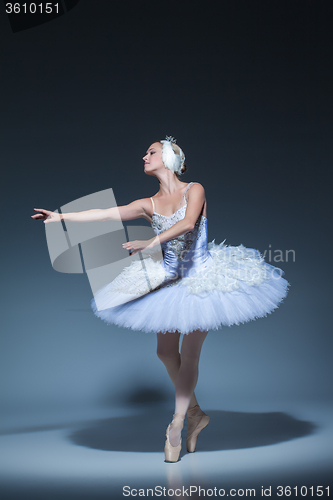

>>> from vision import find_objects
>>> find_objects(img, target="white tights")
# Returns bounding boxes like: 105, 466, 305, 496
157, 329, 208, 447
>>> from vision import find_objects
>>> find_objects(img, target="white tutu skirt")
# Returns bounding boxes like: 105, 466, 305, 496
91, 240, 290, 335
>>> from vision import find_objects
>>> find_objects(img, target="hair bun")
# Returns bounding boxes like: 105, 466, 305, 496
179, 162, 187, 175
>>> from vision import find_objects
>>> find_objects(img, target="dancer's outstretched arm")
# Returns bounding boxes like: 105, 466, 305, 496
31, 198, 152, 224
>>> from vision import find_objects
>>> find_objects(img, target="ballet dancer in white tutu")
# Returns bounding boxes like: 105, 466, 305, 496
32, 136, 289, 462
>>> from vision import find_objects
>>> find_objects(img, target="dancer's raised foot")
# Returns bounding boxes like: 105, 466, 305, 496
164, 413, 185, 462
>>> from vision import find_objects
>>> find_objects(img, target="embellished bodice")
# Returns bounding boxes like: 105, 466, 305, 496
151, 203, 213, 282
151, 205, 206, 259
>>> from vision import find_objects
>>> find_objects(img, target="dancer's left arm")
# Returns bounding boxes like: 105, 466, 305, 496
122, 184, 206, 255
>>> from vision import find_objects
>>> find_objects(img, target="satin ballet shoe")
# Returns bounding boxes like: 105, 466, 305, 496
164, 413, 185, 463
186, 405, 210, 453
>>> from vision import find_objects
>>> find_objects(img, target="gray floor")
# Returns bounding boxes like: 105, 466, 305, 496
1, 399, 332, 499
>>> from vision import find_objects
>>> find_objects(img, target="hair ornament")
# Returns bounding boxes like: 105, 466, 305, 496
160, 135, 185, 175
165, 135, 177, 144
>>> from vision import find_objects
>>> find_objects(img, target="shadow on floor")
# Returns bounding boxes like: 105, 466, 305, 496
68, 408, 316, 455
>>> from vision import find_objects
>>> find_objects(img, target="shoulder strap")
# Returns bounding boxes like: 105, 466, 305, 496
150, 197, 155, 213
184, 182, 197, 202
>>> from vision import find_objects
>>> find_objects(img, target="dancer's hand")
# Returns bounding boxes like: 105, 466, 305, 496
122, 237, 159, 255
31, 208, 61, 224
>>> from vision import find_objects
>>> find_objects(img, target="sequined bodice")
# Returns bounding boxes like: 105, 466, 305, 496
151, 204, 213, 281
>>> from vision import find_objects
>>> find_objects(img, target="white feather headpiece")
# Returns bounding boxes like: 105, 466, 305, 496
160, 136, 185, 175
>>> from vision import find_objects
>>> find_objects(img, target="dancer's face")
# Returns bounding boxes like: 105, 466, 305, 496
143, 142, 164, 175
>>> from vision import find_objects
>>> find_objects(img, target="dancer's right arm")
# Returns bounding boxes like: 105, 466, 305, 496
31, 199, 151, 223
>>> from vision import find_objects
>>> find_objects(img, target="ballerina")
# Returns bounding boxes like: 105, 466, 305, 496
31, 136, 289, 462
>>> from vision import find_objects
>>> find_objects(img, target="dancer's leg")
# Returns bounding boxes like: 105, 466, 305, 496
156, 331, 199, 408
169, 329, 208, 447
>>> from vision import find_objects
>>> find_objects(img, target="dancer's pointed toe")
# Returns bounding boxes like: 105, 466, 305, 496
164, 413, 185, 462
186, 405, 210, 453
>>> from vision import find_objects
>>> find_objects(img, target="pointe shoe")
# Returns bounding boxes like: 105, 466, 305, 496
164, 413, 185, 463
186, 405, 210, 453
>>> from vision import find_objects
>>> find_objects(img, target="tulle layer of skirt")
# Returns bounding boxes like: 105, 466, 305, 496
90, 241, 290, 334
